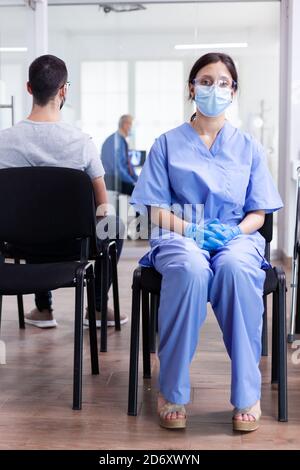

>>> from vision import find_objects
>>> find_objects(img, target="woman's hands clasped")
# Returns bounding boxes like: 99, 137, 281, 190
184, 218, 242, 252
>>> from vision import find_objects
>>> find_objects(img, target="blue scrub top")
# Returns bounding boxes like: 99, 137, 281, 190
130, 121, 283, 232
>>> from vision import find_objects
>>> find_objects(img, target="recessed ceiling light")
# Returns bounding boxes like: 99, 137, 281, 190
174, 43, 248, 50
0, 47, 28, 52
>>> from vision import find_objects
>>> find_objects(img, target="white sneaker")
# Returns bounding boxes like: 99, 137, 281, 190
83, 307, 128, 328
25, 308, 57, 329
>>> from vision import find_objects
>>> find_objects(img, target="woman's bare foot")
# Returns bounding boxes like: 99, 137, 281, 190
232, 400, 261, 432
234, 413, 256, 422
233, 400, 260, 422
157, 393, 186, 428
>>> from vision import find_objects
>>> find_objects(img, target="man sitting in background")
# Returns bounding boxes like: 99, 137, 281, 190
0, 54, 127, 328
101, 114, 138, 196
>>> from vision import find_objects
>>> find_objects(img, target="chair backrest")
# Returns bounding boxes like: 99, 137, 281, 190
0, 167, 97, 252
258, 213, 273, 243
258, 212, 273, 262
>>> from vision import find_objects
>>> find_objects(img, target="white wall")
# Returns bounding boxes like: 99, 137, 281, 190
47, 5, 281, 256
0, 1, 287, 254
0, 6, 34, 126
278, 0, 300, 258
49, 27, 279, 138
238, 53, 280, 178
0, 3, 280, 151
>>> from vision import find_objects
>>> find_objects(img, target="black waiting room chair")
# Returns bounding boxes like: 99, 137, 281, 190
0, 167, 102, 410
2, 238, 121, 354
127, 213, 288, 422
0, 175, 122, 354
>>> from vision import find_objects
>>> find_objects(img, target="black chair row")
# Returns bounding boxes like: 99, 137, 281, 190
0, 167, 121, 409
0, 169, 289, 421
128, 213, 288, 422
1, 239, 120, 354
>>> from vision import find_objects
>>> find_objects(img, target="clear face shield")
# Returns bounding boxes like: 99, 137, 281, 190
192, 75, 236, 92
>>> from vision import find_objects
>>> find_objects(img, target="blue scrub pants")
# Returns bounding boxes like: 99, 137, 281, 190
152, 234, 266, 409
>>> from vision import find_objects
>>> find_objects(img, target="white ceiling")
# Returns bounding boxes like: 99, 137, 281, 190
0, 2, 279, 36
48, 2, 279, 34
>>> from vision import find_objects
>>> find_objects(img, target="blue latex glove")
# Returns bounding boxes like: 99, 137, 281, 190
184, 222, 225, 249
184, 222, 204, 248
221, 225, 242, 244
206, 218, 228, 234
202, 236, 224, 252
201, 220, 242, 252
198, 218, 226, 251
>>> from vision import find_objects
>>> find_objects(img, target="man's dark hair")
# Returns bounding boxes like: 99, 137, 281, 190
28, 54, 68, 106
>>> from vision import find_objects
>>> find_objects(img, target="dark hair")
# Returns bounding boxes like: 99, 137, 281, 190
29, 55, 68, 106
188, 52, 238, 100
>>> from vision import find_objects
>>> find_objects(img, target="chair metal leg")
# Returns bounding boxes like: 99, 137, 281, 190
17, 295, 25, 329
156, 296, 159, 333
296, 261, 300, 334
73, 269, 85, 410
288, 249, 300, 342
0, 295, 2, 328
142, 290, 151, 379
100, 244, 109, 352
0, 250, 3, 328
261, 295, 268, 356
109, 242, 121, 331
15, 259, 25, 329
272, 287, 279, 385
128, 268, 141, 416
86, 265, 99, 375
150, 293, 158, 353
275, 267, 288, 421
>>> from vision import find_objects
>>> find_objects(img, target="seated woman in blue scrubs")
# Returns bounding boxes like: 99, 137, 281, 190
130, 53, 283, 432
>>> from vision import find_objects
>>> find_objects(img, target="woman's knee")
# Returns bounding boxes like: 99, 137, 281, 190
164, 253, 211, 285
214, 254, 247, 278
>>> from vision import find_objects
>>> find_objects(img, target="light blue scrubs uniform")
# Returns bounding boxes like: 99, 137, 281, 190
130, 121, 283, 409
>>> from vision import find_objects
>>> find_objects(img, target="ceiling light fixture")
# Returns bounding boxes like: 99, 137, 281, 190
174, 42, 248, 50
99, 3, 145, 14
0, 47, 28, 52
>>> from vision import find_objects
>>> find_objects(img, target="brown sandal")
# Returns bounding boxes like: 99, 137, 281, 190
158, 402, 187, 429
232, 401, 261, 432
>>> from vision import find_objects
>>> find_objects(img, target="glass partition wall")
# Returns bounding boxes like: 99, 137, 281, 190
0, 5, 33, 129
49, 2, 280, 151
0, 1, 280, 246
48, 1, 280, 246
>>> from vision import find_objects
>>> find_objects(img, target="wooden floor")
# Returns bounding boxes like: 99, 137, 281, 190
0, 243, 299, 450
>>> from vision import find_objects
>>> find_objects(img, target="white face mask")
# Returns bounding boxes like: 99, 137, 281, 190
195, 85, 232, 117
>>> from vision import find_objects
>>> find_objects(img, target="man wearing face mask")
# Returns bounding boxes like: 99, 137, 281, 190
101, 114, 138, 196
0, 54, 127, 328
